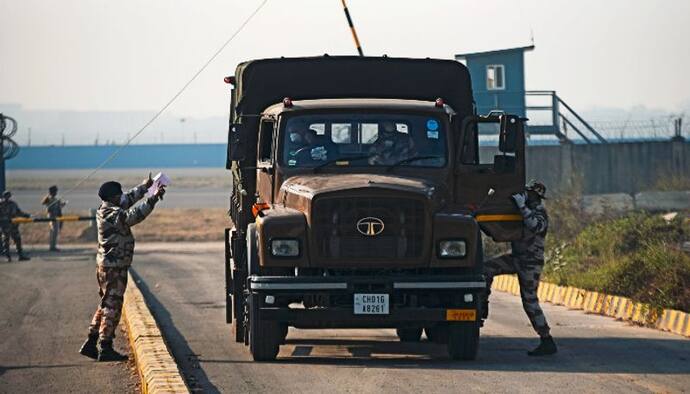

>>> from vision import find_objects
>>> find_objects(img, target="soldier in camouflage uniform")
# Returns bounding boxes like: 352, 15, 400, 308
482, 180, 557, 356
41, 185, 66, 252
0, 191, 31, 261
79, 174, 165, 362
368, 121, 417, 165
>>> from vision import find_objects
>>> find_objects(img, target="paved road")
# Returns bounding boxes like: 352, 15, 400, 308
131, 243, 690, 394
0, 248, 137, 393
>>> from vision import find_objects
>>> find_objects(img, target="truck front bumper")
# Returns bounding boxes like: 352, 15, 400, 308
248, 274, 485, 328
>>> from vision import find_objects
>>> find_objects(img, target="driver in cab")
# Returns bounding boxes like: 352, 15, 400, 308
368, 121, 417, 165
286, 123, 328, 166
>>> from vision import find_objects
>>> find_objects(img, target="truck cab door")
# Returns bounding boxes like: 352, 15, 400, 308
454, 114, 526, 241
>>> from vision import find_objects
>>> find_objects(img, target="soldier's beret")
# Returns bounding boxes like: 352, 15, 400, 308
98, 181, 123, 200
2, 191, 10, 199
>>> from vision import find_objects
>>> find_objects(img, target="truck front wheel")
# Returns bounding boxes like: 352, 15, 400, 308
248, 294, 281, 361
447, 322, 480, 360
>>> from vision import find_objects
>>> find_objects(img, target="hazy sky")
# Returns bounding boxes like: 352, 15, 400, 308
2, 0, 690, 119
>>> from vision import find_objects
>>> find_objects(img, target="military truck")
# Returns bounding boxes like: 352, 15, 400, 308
223, 56, 525, 361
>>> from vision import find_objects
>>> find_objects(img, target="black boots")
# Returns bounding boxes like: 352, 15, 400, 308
528, 335, 558, 356
97, 339, 128, 362
79, 334, 99, 359
80, 336, 128, 361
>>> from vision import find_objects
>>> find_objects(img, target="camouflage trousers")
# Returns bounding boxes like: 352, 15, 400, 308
1, 225, 23, 257
89, 266, 128, 341
483, 254, 551, 338
49, 221, 62, 250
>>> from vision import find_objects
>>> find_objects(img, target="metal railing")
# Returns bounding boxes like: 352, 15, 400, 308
526, 91, 607, 144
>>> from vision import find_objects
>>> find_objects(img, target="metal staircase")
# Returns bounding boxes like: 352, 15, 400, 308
525, 91, 607, 143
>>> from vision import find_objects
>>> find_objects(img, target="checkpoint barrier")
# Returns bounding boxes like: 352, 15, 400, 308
10, 215, 95, 224
5, 211, 98, 245
492, 275, 690, 339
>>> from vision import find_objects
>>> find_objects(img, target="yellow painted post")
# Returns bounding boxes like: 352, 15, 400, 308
670, 310, 682, 333
682, 313, 690, 337
632, 303, 644, 323
583, 291, 593, 312
616, 298, 629, 320
510, 276, 519, 295
594, 293, 606, 315
563, 287, 573, 307
546, 283, 556, 303
556, 286, 567, 305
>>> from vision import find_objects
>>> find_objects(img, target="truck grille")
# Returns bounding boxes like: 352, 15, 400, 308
312, 197, 425, 261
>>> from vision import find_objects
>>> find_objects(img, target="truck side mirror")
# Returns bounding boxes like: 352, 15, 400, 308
227, 123, 246, 163
498, 115, 520, 153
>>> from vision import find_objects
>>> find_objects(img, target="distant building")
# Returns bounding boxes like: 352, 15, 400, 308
455, 45, 534, 118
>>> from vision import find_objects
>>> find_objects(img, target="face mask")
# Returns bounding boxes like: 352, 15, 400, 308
289, 133, 302, 144
120, 194, 128, 207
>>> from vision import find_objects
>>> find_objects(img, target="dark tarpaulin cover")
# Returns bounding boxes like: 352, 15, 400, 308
233, 56, 474, 118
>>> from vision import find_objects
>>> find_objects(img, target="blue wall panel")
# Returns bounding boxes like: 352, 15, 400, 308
7, 144, 227, 169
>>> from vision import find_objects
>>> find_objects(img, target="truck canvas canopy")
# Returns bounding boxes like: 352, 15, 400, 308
233, 56, 474, 120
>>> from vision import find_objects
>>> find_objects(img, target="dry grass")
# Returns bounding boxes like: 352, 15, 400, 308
18, 208, 231, 245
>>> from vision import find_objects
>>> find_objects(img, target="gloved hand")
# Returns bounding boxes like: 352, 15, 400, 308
511, 192, 527, 208
154, 186, 166, 200
144, 172, 154, 188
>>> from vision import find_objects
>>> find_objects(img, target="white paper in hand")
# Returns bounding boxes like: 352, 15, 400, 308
147, 172, 171, 197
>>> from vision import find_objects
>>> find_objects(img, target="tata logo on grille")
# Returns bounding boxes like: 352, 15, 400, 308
356, 217, 385, 236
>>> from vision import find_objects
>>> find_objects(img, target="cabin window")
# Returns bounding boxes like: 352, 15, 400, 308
331, 123, 352, 144
486, 64, 505, 90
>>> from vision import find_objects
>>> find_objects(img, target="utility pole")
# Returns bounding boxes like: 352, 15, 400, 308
340, 0, 364, 56
672, 117, 685, 142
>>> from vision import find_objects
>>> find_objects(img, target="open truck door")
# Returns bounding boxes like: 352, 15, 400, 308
455, 114, 526, 241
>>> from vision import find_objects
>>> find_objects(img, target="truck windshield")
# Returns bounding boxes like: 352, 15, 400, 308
281, 113, 447, 168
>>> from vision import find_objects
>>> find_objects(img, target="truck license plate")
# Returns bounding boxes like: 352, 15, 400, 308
354, 294, 389, 314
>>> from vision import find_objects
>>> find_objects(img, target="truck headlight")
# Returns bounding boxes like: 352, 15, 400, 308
270, 239, 300, 257
438, 240, 467, 258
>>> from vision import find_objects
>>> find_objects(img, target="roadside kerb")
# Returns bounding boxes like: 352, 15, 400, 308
491, 275, 690, 338
123, 272, 189, 394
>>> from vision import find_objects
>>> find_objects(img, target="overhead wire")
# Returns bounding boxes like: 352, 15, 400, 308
49, 0, 269, 207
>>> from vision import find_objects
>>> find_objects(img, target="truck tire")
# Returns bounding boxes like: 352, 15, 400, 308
246, 224, 281, 361
447, 322, 480, 360
396, 327, 423, 342
231, 283, 245, 343
249, 294, 281, 361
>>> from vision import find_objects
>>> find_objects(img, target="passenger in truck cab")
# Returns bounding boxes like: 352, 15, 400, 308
368, 121, 417, 165
286, 124, 329, 166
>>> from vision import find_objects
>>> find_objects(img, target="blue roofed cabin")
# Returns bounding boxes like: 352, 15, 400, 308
455, 45, 534, 118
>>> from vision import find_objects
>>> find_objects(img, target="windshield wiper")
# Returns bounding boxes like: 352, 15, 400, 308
385, 155, 442, 172
312, 154, 375, 173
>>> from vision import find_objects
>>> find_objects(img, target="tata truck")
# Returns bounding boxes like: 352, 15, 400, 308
223, 56, 526, 361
